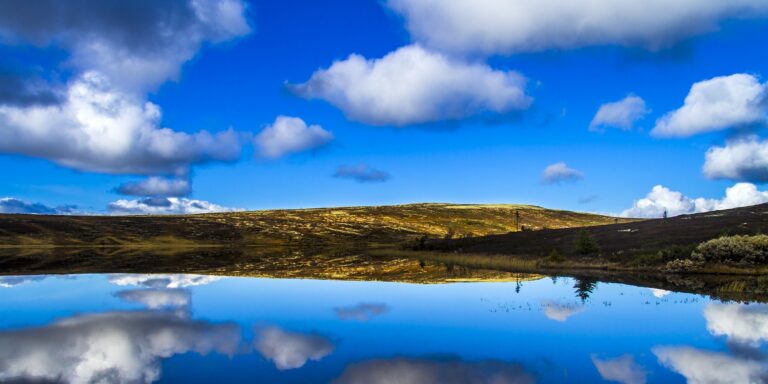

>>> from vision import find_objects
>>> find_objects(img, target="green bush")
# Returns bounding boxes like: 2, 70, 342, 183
547, 248, 564, 263
662, 258, 703, 273
573, 229, 600, 255
692, 234, 768, 265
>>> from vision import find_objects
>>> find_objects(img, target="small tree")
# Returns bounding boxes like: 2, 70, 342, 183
547, 248, 564, 263
573, 229, 600, 255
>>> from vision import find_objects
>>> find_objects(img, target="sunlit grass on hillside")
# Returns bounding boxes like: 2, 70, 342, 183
0, 203, 628, 248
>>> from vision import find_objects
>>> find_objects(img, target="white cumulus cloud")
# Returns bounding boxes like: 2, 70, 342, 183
108, 197, 241, 215
704, 136, 768, 183
622, 183, 768, 218
0, 72, 243, 175
0, 1, 250, 195
542, 162, 583, 184
254, 116, 334, 159
386, 0, 768, 55
652, 74, 767, 137
590, 95, 649, 131
291, 45, 531, 126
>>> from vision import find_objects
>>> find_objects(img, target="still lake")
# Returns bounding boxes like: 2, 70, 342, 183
0, 272, 764, 383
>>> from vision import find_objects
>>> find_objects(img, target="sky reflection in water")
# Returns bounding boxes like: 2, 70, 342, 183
0, 274, 766, 383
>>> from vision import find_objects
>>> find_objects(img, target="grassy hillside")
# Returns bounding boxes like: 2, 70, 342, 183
418, 203, 768, 273
0, 203, 629, 248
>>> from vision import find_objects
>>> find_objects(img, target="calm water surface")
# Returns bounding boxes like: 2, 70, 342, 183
0, 273, 765, 383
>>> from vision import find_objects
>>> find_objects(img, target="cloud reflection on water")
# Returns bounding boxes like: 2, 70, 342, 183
654, 346, 767, 384
108, 274, 221, 289
0, 311, 241, 384
254, 326, 335, 370
0, 275, 47, 287
705, 303, 768, 346
649, 288, 672, 298
591, 354, 647, 384
333, 356, 535, 384
652, 303, 768, 384
334, 303, 390, 321
542, 301, 583, 322
116, 288, 192, 311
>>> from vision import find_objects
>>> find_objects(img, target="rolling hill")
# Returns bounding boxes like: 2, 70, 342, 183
0, 203, 631, 248
423, 203, 768, 260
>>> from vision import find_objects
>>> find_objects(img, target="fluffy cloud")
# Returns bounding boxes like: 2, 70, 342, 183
334, 357, 535, 384
654, 346, 766, 384
591, 355, 647, 384
0, 73, 243, 175
0, 1, 250, 197
0, 197, 79, 215
334, 303, 390, 321
705, 303, 768, 346
652, 74, 767, 137
386, 0, 768, 55
542, 301, 583, 322
291, 45, 531, 126
542, 162, 583, 184
622, 185, 696, 218
254, 116, 334, 159
116, 176, 192, 197
109, 274, 221, 289
0, 311, 240, 384
590, 95, 649, 131
254, 326, 334, 370
621, 183, 768, 218
333, 165, 391, 183
108, 197, 241, 215
0, 0, 250, 94
116, 289, 192, 310
704, 136, 768, 183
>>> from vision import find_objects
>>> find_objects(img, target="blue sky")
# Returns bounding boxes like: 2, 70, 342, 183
1, 0, 768, 216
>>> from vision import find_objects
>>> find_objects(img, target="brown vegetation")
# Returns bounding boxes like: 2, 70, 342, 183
0, 203, 629, 248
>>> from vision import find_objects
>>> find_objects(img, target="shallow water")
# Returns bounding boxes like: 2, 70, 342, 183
0, 273, 765, 383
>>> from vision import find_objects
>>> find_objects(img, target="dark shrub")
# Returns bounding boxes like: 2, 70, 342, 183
692, 234, 768, 265
662, 258, 702, 273
573, 229, 600, 255
547, 248, 564, 263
